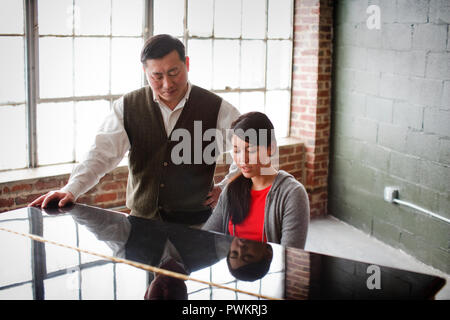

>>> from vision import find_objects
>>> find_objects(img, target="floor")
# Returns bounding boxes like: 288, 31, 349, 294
305, 215, 450, 300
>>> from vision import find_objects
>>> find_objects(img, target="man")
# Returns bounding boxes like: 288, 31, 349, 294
30, 34, 240, 226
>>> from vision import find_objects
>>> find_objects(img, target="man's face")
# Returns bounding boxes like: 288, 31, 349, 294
143, 50, 189, 110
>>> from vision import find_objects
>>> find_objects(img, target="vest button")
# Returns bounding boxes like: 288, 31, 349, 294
163, 162, 168, 166
160, 183, 165, 188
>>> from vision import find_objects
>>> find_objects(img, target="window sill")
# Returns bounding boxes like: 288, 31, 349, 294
0, 137, 303, 185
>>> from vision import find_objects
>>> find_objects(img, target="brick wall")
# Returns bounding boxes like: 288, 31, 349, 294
0, 142, 305, 213
291, 0, 334, 217
285, 246, 310, 299
329, 0, 450, 274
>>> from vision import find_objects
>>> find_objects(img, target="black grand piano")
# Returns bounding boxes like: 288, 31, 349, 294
0, 204, 445, 301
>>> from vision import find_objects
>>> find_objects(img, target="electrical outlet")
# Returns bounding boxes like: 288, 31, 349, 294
384, 187, 399, 203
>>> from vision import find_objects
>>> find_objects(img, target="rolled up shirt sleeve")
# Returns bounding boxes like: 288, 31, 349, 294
61, 97, 130, 200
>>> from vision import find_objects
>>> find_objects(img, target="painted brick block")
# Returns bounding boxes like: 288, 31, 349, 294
405, 131, 441, 162
441, 81, 450, 109
419, 161, 450, 193
382, 24, 412, 51
392, 101, 423, 130
366, 49, 396, 73
425, 52, 450, 80
379, 73, 410, 101
377, 123, 408, 152
423, 108, 450, 137
429, 0, 450, 24
438, 138, 450, 165
413, 23, 447, 51
408, 78, 443, 107
366, 95, 393, 123
354, 70, 380, 95
393, 50, 426, 77
396, 0, 429, 23
389, 151, 421, 184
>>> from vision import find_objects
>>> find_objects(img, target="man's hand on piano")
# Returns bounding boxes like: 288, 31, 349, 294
29, 190, 75, 209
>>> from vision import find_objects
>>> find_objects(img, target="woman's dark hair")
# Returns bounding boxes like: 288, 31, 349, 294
140, 34, 186, 64
227, 112, 276, 225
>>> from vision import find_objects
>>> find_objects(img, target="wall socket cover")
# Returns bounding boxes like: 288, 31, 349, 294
384, 187, 399, 203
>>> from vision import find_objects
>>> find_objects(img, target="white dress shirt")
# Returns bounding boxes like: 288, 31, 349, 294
61, 82, 240, 200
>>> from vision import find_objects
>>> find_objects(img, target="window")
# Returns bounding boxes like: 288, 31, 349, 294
37, 0, 144, 165
0, 0, 293, 171
155, 0, 293, 138
0, 0, 27, 170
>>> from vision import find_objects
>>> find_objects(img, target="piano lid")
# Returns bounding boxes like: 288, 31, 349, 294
0, 204, 445, 300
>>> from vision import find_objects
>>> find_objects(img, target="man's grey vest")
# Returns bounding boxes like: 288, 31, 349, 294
123, 85, 222, 225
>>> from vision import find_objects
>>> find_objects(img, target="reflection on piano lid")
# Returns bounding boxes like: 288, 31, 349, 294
0, 204, 445, 300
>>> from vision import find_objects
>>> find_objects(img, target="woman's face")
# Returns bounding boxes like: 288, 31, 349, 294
228, 238, 271, 270
232, 135, 271, 179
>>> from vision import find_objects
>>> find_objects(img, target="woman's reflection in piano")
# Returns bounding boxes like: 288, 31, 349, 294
227, 237, 273, 282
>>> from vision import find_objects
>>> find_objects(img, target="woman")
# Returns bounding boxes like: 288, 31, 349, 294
203, 112, 309, 249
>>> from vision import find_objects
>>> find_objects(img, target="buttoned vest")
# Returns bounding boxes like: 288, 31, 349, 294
123, 85, 222, 224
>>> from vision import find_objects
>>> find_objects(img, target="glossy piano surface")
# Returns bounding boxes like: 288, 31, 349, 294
0, 204, 445, 300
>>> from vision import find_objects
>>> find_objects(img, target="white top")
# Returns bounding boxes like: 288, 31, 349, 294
62, 82, 240, 200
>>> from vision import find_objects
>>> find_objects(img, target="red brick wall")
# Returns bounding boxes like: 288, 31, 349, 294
290, 0, 333, 217
285, 247, 311, 300
0, 143, 305, 213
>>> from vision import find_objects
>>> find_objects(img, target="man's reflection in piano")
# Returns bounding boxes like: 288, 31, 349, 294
67, 208, 275, 299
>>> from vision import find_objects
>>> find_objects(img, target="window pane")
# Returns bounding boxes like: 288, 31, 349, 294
112, 0, 143, 36
115, 263, 147, 300
75, 100, 110, 162
43, 216, 78, 274
268, 0, 292, 39
217, 92, 239, 110
0, 37, 25, 103
240, 91, 265, 114
0, 283, 33, 300
74, 38, 110, 96
242, 0, 266, 39
266, 90, 290, 138
45, 272, 80, 300
39, 0, 73, 35
81, 264, 114, 299
0, 220, 31, 288
213, 40, 239, 90
78, 225, 114, 264
111, 38, 143, 95
240, 40, 265, 89
37, 102, 74, 165
267, 40, 292, 89
75, 0, 111, 36
39, 37, 73, 99
214, 0, 241, 38
0, 0, 24, 34
0, 105, 27, 170
188, 39, 212, 90
188, 0, 213, 37
153, 0, 184, 37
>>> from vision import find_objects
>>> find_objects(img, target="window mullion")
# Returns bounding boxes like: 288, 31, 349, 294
24, 0, 39, 168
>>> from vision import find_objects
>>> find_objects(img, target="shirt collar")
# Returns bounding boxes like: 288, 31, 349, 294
153, 81, 192, 112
